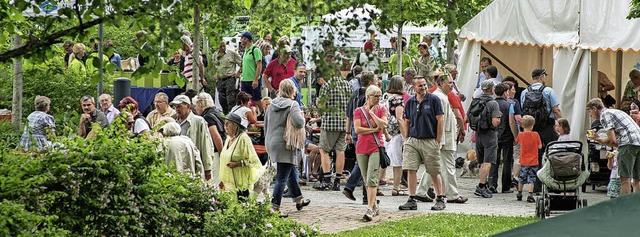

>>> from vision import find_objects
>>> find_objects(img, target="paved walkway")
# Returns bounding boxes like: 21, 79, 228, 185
276, 167, 610, 234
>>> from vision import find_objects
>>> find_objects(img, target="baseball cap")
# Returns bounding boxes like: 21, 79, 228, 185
240, 32, 253, 41
169, 95, 191, 105
532, 68, 547, 78
481, 80, 495, 91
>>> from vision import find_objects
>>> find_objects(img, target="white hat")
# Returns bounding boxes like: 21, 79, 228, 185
170, 95, 191, 105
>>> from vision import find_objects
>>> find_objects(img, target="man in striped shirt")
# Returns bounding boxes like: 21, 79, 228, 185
180, 35, 206, 92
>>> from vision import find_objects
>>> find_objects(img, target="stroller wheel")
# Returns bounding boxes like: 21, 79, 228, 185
536, 197, 546, 220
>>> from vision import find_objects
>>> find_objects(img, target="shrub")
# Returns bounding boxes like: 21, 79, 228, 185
0, 124, 315, 236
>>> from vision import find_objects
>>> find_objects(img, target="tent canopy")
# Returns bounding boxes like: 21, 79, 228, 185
459, 0, 640, 51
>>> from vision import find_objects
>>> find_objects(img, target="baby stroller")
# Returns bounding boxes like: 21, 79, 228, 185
583, 120, 611, 192
535, 141, 590, 219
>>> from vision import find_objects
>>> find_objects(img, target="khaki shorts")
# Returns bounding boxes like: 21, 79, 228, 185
356, 153, 380, 187
617, 145, 640, 179
402, 137, 441, 175
319, 130, 347, 152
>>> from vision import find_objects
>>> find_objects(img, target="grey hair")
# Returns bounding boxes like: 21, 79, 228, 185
80, 95, 95, 104
155, 92, 169, 103
161, 122, 182, 137
34, 96, 51, 112
403, 67, 416, 76
195, 92, 215, 109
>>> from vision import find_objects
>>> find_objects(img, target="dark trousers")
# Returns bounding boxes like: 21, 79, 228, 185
490, 141, 514, 191
216, 77, 237, 114
534, 121, 560, 192
345, 163, 367, 199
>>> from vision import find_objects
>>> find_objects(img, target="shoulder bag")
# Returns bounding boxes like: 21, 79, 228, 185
359, 107, 391, 168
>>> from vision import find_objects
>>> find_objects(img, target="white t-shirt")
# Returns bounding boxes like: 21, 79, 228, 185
231, 105, 251, 128
133, 118, 150, 135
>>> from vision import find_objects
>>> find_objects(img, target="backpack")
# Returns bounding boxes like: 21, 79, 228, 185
354, 88, 367, 108
522, 85, 549, 130
468, 96, 494, 131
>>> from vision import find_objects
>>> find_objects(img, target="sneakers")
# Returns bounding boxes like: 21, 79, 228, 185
427, 187, 436, 199
332, 179, 341, 191
474, 186, 493, 198
296, 199, 311, 211
488, 186, 498, 194
342, 189, 356, 201
398, 198, 418, 210
516, 192, 523, 201
372, 204, 380, 216
363, 208, 374, 222
414, 195, 434, 202
312, 181, 332, 190
431, 198, 446, 211
527, 195, 535, 203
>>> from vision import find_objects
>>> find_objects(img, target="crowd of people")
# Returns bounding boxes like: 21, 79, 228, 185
19, 30, 640, 223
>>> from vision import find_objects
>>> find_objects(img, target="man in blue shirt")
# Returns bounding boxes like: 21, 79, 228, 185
520, 68, 563, 192
288, 62, 306, 108
398, 77, 447, 211
476, 57, 503, 89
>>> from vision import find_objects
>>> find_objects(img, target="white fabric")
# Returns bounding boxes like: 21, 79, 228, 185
580, 0, 640, 52
133, 118, 150, 135
231, 105, 251, 128
459, 0, 579, 47
553, 48, 591, 145
384, 134, 404, 167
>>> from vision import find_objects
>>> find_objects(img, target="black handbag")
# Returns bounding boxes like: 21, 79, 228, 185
360, 107, 391, 168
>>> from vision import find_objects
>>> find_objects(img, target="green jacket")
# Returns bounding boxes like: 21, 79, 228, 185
179, 112, 214, 172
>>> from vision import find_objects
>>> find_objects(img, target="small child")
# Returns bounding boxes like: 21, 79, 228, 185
606, 150, 621, 198
515, 115, 542, 202
555, 118, 571, 141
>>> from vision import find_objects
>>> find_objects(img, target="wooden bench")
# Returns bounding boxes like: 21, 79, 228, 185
253, 144, 267, 156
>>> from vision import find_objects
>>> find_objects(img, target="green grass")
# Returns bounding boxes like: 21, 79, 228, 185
320, 213, 537, 237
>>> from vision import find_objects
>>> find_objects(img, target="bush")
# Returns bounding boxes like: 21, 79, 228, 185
0, 125, 316, 236
0, 121, 20, 150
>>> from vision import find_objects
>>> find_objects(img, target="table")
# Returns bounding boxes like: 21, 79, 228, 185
131, 86, 184, 115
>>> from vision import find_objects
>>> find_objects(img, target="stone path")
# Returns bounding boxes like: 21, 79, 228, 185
275, 167, 610, 234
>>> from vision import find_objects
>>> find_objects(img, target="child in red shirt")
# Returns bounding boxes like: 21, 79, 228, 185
515, 115, 542, 202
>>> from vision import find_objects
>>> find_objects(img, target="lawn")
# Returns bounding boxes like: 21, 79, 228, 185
320, 213, 537, 237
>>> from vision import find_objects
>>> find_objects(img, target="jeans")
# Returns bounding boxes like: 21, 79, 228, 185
345, 163, 367, 199
271, 163, 303, 209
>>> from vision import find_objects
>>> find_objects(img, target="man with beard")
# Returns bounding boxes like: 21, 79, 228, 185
78, 95, 109, 138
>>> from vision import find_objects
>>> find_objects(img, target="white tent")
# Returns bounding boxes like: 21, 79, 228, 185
458, 0, 640, 144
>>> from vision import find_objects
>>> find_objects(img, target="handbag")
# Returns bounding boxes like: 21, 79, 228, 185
284, 101, 306, 150
359, 107, 391, 169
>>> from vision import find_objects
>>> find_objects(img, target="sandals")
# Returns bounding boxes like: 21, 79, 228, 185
392, 189, 408, 196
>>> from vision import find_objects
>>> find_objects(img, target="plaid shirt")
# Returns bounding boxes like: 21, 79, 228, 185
319, 78, 352, 131
20, 111, 55, 151
600, 108, 640, 146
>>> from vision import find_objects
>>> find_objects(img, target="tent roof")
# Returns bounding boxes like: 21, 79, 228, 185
459, 0, 640, 52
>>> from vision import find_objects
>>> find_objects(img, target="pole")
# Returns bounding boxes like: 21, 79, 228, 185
97, 22, 104, 103
11, 34, 23, 131
396, 22, 403, 76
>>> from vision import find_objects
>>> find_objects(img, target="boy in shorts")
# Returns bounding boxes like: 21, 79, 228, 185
515, 115, 542, 202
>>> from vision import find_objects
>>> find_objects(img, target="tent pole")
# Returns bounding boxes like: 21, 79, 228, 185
615, 51, 623, 108
480, 46, 530, 86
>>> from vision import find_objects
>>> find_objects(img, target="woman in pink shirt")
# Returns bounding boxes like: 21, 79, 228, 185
353, 85, 388, 222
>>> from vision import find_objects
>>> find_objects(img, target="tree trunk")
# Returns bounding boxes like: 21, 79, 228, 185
11, 34, 23, 131
191, 3, 202, 91
446, 0, 457, 65
396, 21, 404, 76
